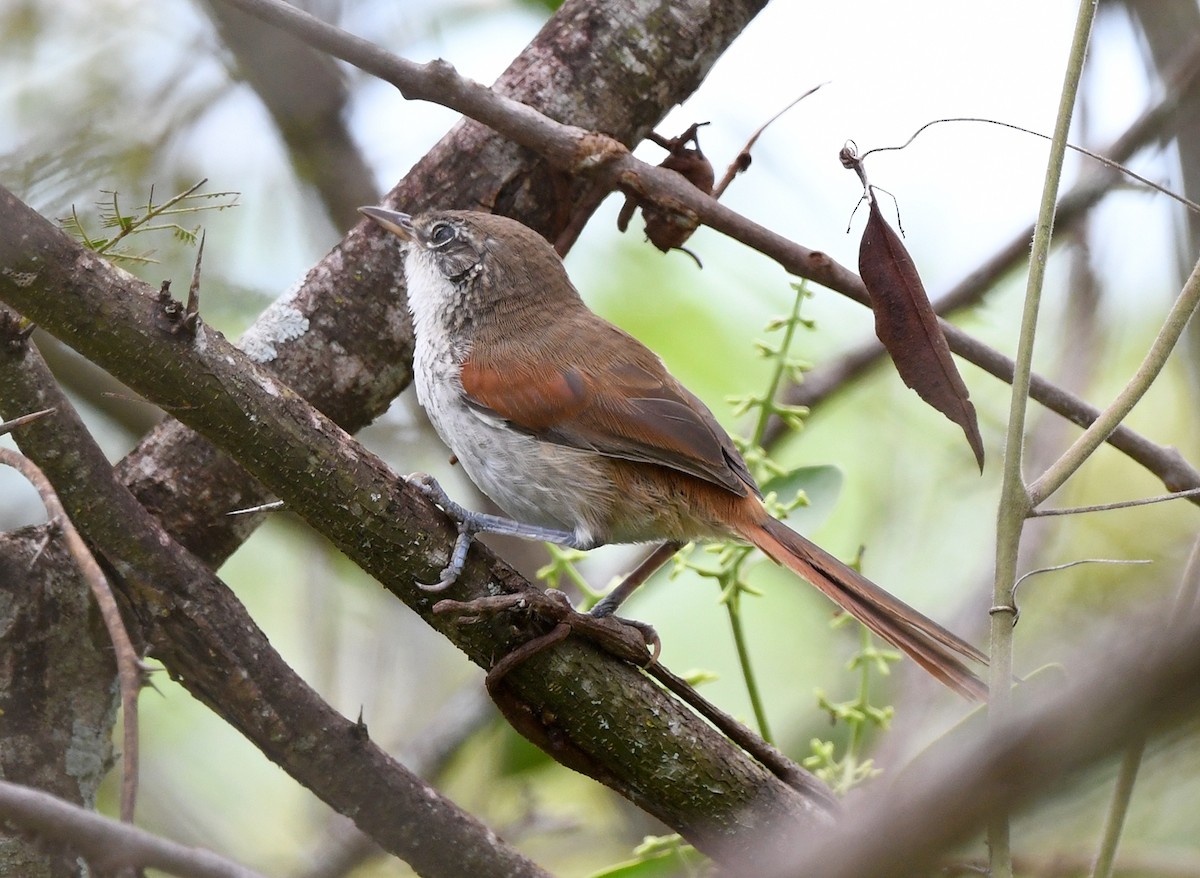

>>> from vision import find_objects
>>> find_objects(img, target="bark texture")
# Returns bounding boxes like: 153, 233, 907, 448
0, 531, 115, 878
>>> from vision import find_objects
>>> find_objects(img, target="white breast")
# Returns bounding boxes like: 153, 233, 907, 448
405, 247, 612, 543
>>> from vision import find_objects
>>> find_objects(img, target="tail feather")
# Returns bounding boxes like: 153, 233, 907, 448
750, 517, 988, 700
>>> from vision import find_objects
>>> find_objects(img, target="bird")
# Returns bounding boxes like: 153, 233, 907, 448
359, 206, 987, 699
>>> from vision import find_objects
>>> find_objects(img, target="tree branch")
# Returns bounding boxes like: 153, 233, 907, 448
0, 780, 267, 878
0, 516, 120, 877
0, 307, 555, 878
1029, 251, 1200, 505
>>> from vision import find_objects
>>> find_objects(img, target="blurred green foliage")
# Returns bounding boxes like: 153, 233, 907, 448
5, 0, 1200, 876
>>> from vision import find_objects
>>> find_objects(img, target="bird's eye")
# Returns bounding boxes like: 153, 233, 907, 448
428, 222, 455, 247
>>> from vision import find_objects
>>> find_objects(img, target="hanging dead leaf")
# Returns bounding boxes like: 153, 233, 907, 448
618, 122, 714, 263
640, 141, 715, 255
618, 87, 824, 264
858, 197, 985, 470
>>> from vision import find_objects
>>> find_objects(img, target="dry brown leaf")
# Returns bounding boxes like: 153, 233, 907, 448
858, 198, 985, 470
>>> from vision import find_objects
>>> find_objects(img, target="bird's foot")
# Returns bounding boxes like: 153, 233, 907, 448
407, 472, 584, 591
432, 589, 660, 690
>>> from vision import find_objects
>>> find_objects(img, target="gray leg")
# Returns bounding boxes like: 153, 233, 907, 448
409, 473, 600, 590
590, 540, 682, 616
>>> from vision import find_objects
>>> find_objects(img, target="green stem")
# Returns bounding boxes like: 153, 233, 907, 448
840, 625, 873, 791
1090, 534, 1200, 878
725, 285, 807, 744
725, 579, 774, 743
95, 179, 207, 255
564, 563, 599, 602
752, 284, 806, 446
1089, 740, 1145, 878
989, 3, 1097, 876
1028, 254, 1200, 506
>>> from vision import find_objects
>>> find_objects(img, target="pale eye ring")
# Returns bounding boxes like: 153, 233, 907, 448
428, 222, 455, 247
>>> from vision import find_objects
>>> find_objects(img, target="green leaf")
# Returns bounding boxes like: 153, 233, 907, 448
587, 854, 678, 878
679, 668, 720, 686
588, 835, 702, 878
760, 464, 843, 534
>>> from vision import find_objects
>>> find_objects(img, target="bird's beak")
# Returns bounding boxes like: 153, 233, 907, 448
358, 206, 414, 240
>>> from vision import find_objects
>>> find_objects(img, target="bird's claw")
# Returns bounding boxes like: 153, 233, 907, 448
416, 522, 476, 591
417, 572, 457, 592
407, 472, 476, 590
432, 589, 661, 687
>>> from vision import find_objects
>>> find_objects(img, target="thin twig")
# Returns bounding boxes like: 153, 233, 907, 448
1012, 558, 1151, 594
226, 499, 285, 516
1032, 486, 1200, 516
861, 116, 1200, 216
0, 780, 266, 878
1091, 745, 1147, 878
711, 82, 827, 198
1091, 535, 1200, 878
0, 407, 56, 436
989, 4, 1098, 876
1028, 253, 1200, 506
0, 448, 143, 824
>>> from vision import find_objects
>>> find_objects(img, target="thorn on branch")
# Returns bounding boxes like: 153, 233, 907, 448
156, 232, 205, 338
0, 308, 37, 350
0, 408, 56, 438
172, 231, 205, 337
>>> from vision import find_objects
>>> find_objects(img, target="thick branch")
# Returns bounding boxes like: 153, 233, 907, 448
0, 309, 554, 878
0, 780, 266, 878
0, 446, 143, 825
0, 529, 117, 878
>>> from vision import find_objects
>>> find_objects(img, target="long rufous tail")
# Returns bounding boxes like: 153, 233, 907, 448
748, 516, 988, 700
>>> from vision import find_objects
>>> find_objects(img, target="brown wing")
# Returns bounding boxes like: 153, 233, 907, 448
460, 319, 758, 497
